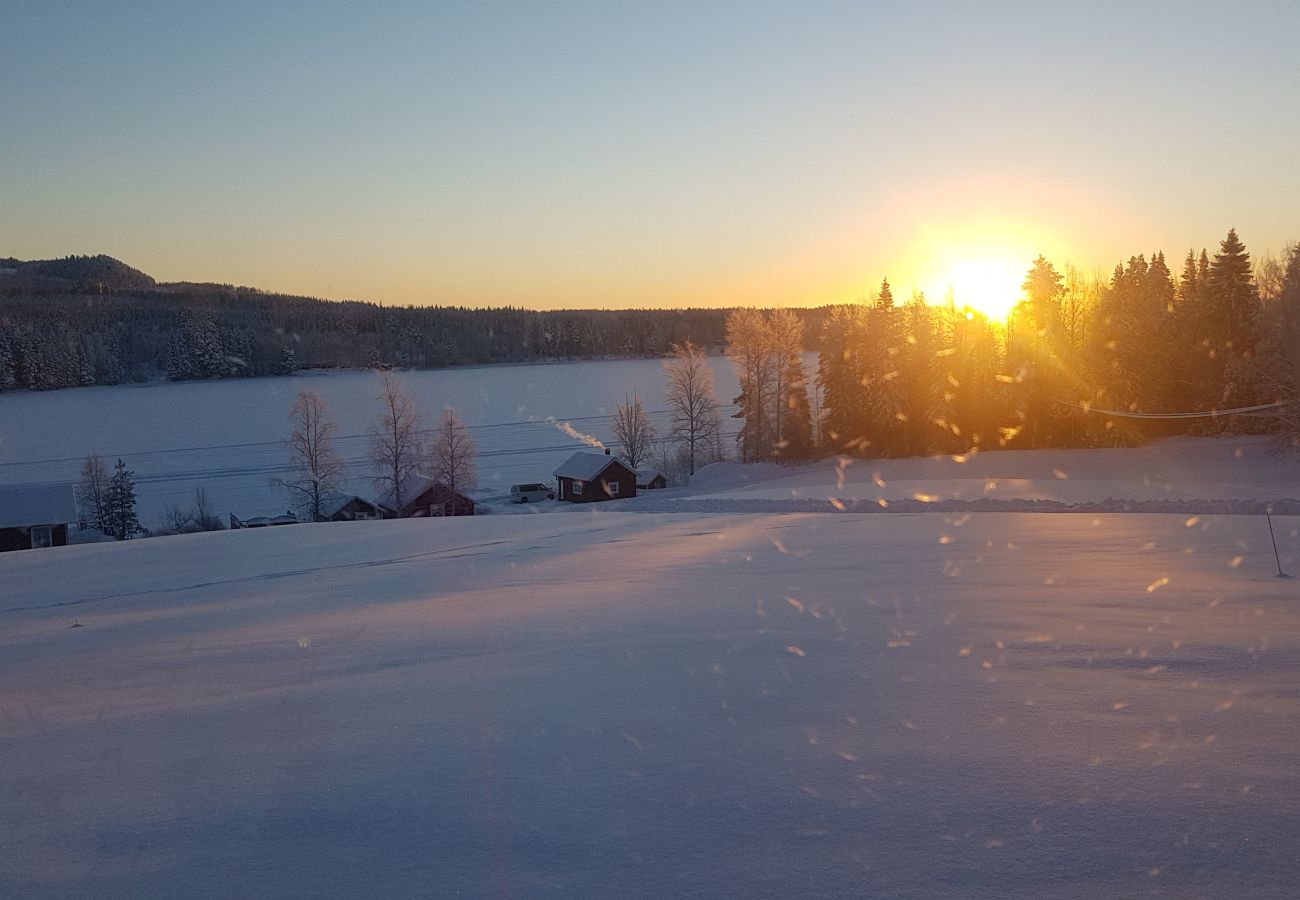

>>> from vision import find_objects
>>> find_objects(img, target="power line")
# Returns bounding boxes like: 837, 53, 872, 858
1052, 399, 1292, 420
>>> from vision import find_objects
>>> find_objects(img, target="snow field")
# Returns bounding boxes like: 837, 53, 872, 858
2, 509, 1298, 897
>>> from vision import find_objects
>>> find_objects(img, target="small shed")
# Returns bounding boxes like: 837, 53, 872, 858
381, 476, 475, 518
318, 494, 387, 522
635, 467, 669, 490
0, 484, 77, 551
554, 450, 637, 503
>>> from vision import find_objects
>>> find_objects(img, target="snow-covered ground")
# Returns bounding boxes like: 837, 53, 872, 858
0, 356, 745, 525
3, 441, 1299, 898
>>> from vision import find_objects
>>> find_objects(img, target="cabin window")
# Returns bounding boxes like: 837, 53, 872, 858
573, 480, 584, 496
607, 481, 620, 496
30, 525, 53, 548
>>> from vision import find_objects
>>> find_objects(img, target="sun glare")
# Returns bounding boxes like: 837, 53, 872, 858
944, 258, 1023, 320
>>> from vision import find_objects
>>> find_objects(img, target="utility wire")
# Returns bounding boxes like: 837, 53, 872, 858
1052, 399, 1292, 420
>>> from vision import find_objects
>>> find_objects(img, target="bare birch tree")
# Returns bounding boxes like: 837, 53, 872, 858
726, 309, 780, 462
610, 393, 655, 471
370, 372, 424, 511
430, 406, 476, 494
279, 389, 346, 521
663, 340, 722, 476
76, 453, 110, 531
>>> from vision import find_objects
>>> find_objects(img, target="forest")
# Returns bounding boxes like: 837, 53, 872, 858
724, 230, 1300, 457
4, 232, 1299, 459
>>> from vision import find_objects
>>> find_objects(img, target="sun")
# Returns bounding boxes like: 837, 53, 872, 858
944, 257, 1024, 321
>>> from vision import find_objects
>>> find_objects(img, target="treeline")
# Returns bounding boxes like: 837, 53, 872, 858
727, 230, 1300, 459
0, 260, 831, 390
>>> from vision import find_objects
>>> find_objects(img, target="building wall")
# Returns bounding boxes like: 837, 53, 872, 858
0, 523, 68, 552
558, 464, 637, 503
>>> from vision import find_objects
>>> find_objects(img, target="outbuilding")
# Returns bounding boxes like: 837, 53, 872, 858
380, 476, 476, 518
318, 494, 387, 522
635, 468, 669, 490
554, 450, 637, 503
0, 484, 77, 551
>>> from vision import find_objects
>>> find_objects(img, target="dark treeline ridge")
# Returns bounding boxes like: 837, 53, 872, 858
0, 255, 829, 389
728, 230, 1300, 459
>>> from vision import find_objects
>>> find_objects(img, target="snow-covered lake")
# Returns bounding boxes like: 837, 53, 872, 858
0, 356, 745, 525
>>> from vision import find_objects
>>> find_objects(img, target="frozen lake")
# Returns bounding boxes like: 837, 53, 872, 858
0, 356, 745, 525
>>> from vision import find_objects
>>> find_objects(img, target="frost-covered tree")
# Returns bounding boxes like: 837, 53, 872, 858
103, 458, 143, 540
610, 393, 655, 471
76, 454, 110, 532
279, 390, 345, 521
430, 406, 476, 495
0, 324, 16, 390
768, 309, 812, 460
370, 373, 424, 510
817, 305, 870, 453
663, 340, 722, 477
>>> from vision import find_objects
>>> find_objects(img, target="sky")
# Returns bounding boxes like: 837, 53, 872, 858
2, 1, 1298, 310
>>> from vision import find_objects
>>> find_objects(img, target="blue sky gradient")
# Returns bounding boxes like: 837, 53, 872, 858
2, 1, 1297, 307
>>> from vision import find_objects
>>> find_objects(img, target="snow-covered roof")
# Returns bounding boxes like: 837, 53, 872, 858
554, 452, 623, 481
0, 483, 78, 529
635, 467, 666, 484
376, 474, 471, 511
375, 474, 437, 511
318, 493, 382, 518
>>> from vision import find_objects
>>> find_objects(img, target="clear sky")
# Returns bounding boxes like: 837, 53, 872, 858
2, 1, 1297, 310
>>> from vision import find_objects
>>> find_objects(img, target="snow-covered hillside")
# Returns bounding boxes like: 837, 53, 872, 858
3, 445, 1299, 897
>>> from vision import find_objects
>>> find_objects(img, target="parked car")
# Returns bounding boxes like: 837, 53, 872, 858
510, 483, 555, 503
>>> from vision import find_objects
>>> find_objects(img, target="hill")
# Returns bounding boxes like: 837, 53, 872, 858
0, 255, 827, 391
0, 253, 156, 291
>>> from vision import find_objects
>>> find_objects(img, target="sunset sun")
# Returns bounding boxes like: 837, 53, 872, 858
943, 257, 1024, 320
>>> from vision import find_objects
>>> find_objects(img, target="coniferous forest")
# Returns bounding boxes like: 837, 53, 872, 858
3, 232, 1299, 455
729, 229, 1300, 457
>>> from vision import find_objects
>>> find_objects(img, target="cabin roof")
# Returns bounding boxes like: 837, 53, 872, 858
0, 484, 77, 529
554, 452, 626, 482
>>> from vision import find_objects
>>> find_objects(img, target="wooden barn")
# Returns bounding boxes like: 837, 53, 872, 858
0, 484, 77, 551
554, 450, 637, 503
380, 476, 476, 518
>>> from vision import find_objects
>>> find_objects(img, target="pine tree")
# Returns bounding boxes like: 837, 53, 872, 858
103, 458, 143, 540
817, 305, 870, 453
778, 349, 814, 460
1021, 255, 1064, 337
280, 346, 298, 375
877, 277, 894, 310
167, 332, 195, 380
77, 344, 96, 386
1206, 228, 1260, 359
0, 324, 15, 390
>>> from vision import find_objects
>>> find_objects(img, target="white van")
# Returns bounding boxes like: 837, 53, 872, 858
510, 483, 554, 503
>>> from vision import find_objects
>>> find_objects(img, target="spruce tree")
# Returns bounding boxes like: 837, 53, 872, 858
1206, 228, 1260, 357
104, 458, 143, 540
877, 277, 894, 310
